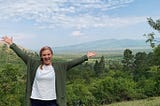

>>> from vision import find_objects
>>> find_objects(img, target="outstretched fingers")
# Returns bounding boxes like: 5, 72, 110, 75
87, 51, 96, 58
1, 36, 13, 45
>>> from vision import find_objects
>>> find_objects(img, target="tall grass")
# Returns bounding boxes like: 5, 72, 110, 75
105, 97, 160, 106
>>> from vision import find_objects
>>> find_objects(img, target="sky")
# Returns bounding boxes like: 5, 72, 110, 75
0, 0, 160, 50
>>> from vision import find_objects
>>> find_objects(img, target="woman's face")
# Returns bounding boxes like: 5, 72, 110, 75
41, 49, 53, 65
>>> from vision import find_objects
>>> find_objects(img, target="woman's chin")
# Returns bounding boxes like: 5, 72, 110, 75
44, 62, 52, 65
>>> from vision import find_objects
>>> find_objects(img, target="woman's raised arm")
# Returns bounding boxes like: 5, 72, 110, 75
1, 36, 30, 64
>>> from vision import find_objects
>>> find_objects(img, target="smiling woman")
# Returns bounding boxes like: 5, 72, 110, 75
1, 36, 96, 106
39, 46, 53, 69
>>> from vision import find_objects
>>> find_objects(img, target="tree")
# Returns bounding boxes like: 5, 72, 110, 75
108, 60, 123, 71
147, 52, 155, 66
153, 45, 160, 65
0, 64, 25, 106
134, 52, 148, 81
122, 49, 135, 74
94, 60, 99, 75
0, 44, 8, 63
144, 17, 160, 48
94, 56, 105, 76
99, 56, 105, 74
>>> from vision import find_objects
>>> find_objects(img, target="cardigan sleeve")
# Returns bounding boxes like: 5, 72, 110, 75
65, 55, 88, 71
10, 43, 30, 65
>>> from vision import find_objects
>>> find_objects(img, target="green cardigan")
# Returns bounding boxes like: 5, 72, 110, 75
10, 43, 88, 106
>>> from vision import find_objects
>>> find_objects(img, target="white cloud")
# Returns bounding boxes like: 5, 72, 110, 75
5, 32, 37, 41
0, 0, 140, 29
71, 30, 83, 37
71, 30, 89, 40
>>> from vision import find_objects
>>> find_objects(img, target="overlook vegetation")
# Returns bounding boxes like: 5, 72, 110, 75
1, 42, 160, 106
1, 18, 160, 106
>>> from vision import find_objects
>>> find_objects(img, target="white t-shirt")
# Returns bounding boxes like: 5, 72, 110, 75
30, 65, 56, 100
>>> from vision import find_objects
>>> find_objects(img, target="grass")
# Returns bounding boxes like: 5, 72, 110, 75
104, 97, 160, 106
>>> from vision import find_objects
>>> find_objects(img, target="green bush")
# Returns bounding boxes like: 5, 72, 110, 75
89, 76, 138, 105
0, 64, 25, 106
67, 79, 95, 106
137, 79, 156, 97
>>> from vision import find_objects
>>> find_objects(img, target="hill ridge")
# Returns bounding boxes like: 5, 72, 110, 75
54, 39, 151, 53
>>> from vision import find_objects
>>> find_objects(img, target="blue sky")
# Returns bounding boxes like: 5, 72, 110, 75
0, 0, 160, 50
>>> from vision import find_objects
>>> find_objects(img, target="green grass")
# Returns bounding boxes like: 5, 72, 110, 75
104, 97, 160, 106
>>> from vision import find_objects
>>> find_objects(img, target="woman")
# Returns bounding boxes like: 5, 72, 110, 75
1, 36, 96, 106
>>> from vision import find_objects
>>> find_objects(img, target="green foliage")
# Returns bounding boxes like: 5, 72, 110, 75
0, 64, 25, 106
148, 66, 160, 96
137, 79, 156, 97
108, 60, 123, 71
1, 43, 160, 106
134, 52, 149, 81
147, 17, 160, 31
94, 56, 106, 76
122, 49, 135, 73
153, 45, 160, 65
89, 76, 137, 105
67, 79, 95, 106
91, 77, 115, 105
144, 17, 160, 48
67, 63, 95, 83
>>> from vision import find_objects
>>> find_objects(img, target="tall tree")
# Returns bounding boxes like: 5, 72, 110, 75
122, 49, 135, 74
153, 45, 160, 65
99, 56, 105, 73
94, 60, 99, 75
94, 56, 105, 76
134, 52, 148, 81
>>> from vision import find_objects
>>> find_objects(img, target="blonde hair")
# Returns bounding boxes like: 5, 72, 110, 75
39, 46, 53, 70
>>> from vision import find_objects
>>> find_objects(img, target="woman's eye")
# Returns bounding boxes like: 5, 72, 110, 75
43, 54, 46, 56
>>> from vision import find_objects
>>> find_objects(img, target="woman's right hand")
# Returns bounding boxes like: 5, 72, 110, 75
1, 36, 13, 46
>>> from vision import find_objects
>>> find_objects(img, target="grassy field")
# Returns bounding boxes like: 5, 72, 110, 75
104, 97, 160, 106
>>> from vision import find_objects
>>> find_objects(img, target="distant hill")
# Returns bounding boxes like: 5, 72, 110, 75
0, 39, 152, 55
54, 39, 151, 54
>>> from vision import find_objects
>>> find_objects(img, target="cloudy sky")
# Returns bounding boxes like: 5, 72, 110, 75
0, 0, 160, 50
